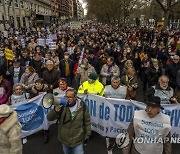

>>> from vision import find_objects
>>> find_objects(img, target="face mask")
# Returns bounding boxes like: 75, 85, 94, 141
127, 49, 131, 53
0, 53, 4, 57
64, 55, 69, 59
88, 78, 94, 83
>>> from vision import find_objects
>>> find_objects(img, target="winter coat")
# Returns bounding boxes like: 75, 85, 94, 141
0, 112, 22, 154
30, 84, 49, 98
59, 59, 74, 79
165, 62, 180, 89
76, 64, 96, 84
7, 66, 24, 86
43, 69, 61, 89
88, 57, 100, 74
0, 79, 12, 98
100, 64, 120, 85
20, 72, 39, 90
47, 99, 91, 147
146, 65, 162, 87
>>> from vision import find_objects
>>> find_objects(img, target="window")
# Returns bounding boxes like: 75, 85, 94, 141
20, 1, 24, 8
14, 0, 19, 8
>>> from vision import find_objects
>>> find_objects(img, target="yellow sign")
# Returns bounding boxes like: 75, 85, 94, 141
5, 48, 13, 60
157, 21, 164, 27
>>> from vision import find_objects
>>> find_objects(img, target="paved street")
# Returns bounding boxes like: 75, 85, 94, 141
23, 81, 179, 154
23, 124, 180, 154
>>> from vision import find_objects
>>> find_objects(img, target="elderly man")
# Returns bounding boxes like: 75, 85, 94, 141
146, 75, 178, 104
78, 72, 104, 96
47, 89, 91, 154
122, 96, 171, 154
104, 76, 127, 99
43, 60, 61, 91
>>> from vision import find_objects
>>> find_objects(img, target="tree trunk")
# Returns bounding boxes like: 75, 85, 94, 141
164, 9, 170, 29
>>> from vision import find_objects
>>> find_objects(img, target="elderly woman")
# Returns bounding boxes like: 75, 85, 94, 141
121, 68, 138, 100
20, 66, 39, 91
53, 78, 72, 98
10, 83, 26, 105
76, 58, 96, 85
121, 59, 135, 77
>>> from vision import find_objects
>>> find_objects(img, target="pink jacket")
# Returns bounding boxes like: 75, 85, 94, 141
0, 93, 8, 105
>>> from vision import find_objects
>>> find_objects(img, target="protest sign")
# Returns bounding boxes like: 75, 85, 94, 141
37, 38, 45, 47
5, 48, 13, 60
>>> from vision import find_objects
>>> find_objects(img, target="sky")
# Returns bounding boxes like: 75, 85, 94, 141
79, 0, 87, 16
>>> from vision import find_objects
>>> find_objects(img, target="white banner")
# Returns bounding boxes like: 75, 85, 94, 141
10, 93, 180, 140
11, 93, 54, 138
82, 94, 180, 139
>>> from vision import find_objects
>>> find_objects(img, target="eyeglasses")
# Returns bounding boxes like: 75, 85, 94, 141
65, 96, 74, 99
173, 59, 179, 60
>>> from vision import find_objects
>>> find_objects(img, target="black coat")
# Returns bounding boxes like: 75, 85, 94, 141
43, 69, 61, 89
146, 65, 162, 87
165, 62, 180, 89
59, 59, 74, 79
7, 66, 24, 86
88, 57, 100, 74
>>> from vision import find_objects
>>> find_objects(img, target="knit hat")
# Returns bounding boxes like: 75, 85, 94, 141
0, 104, 13, 118
88, 72, 98, 80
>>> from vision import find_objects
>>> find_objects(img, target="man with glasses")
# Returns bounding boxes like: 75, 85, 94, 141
165, 54, 180, 90
47, 89, 91, 154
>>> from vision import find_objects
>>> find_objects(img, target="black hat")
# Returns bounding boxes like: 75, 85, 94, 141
146, 96, 164, 109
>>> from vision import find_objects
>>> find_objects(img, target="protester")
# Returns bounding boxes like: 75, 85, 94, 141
43, 60, 61, 91
100, 56, 120, 85
122, 96, 171, 154
165, 55, 180, 90
76, 58, 96, 85
59, 52, 75, 86
47, 89, 91, 154
20, 66, 39, 92
6, 58, 24, 86
53, 78, 72, 97
104, 77, 127, 99
146, 75, 178, 104
121, 68, 138, 100
10, 83, 26, 105
0, 104, 22, 154
78, 72, 104, 96
0, 72, 12, 103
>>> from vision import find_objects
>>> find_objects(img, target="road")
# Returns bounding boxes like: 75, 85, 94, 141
23, 80, 179, 154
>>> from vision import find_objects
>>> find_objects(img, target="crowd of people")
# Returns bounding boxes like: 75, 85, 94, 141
0, 21, 180, 153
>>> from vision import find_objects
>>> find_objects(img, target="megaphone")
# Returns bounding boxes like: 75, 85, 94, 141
42, 93, 67, 109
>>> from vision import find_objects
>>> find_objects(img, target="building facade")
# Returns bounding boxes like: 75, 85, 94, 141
0, 0, 52, 31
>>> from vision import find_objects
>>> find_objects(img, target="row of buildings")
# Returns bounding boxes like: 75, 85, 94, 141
0, 0, 84, 31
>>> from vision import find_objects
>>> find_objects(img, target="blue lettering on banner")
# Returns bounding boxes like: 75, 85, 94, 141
16, 103, 44, 131
84, 96, 96, 117
114, 104, 140, 122
161, 109, 180, 127
99, 103, 110, 120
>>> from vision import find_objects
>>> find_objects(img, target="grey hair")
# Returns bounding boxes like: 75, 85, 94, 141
111, 76, 120, 83
13, 83, 24, 93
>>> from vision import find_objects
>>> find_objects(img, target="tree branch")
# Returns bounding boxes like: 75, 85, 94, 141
155, 0, 166, 12
171, 0, 180, 7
